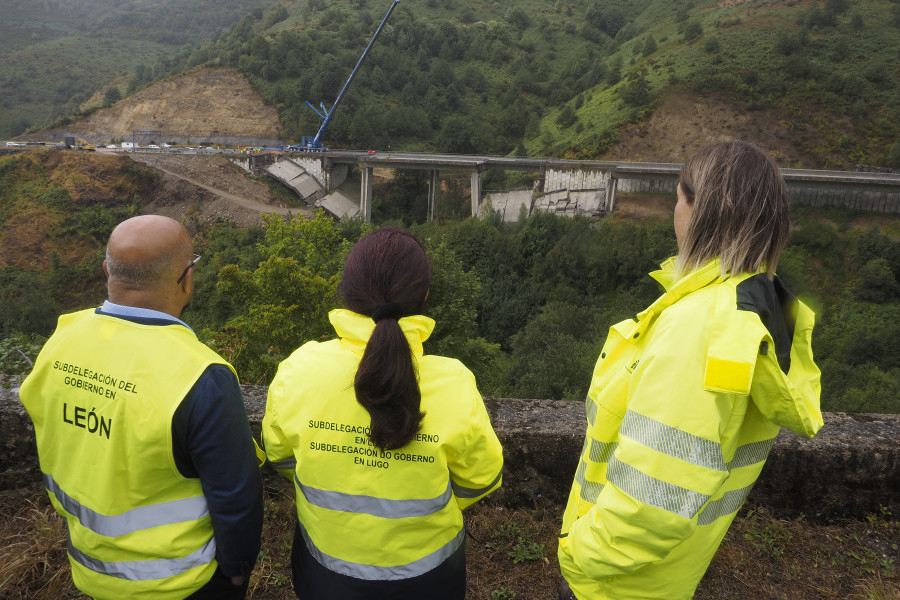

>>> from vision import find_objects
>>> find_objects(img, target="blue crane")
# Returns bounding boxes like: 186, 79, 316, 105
298, 0, 400, 151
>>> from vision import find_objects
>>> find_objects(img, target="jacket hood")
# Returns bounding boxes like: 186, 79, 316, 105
650, 258, 823, 438
329, 309, 435, 357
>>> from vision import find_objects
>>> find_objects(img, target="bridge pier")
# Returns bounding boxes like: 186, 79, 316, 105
360, 167, 374, 223
428, 170, 439, 221
606, 173, 618, 213
471, 170, 482, 217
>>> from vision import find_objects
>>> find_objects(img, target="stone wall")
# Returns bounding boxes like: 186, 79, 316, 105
618, 177, 679, 195
2, 381, 896, 522
544, 168, 900, 213
545, 169, 608, 192
788, 184, 900, 213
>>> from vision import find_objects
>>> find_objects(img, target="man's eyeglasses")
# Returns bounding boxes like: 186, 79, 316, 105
177, 254, 201, 284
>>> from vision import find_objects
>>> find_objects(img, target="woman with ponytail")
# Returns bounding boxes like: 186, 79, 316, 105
262, 226, 503, 600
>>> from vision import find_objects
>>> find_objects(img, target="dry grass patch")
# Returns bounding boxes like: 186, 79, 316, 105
2, 481, 897, 600
0, 489, 82, 599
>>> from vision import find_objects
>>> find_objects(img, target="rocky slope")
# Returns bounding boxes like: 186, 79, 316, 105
34, 68, 282, 147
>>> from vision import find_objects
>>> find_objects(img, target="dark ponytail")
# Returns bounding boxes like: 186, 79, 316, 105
339, 227, 431, 450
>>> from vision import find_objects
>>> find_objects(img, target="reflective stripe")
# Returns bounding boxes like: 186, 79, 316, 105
588, 438, 617, 464
44, 473, 209, 537
726, 439, 775, 470
297, 519, 464, 580
575, 458, 586, 487
621, 411, 725, 471
580, 478, 604, 503
270, 457, 297, 471
575, 459, 604, 503
575, 436, 612, 503
451, 470, 502, 499
698, 485, 754, 526
585, 395, 598, 427
607, 457, 709, 519
67, 530, 216, 581
297, 476, 452, 519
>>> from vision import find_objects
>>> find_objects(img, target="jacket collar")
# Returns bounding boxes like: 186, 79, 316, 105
329, 308, 435, 357
643, 258, 725, 318
613, 258, 727, 341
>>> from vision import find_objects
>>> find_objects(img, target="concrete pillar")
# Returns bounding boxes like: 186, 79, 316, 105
605, 175, 618, 213
360, 167, 374, 223
536, 166, 546, 195
428, 170, 439, 221
323, 164, 333, 191
471, 171, 482, 217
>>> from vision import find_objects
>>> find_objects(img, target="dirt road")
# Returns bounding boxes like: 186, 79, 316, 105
132, 153, 312, 227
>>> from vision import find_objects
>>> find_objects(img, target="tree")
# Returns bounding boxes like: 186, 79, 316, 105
825, 0, 849, 16
508, 302, 604, 401
853, 258, 900, 303
206, 257, 338, 383
606, 56, 623, 85
556, 104, 577, 128
506, 7, 531, 31
884, 140, 900, 168
103, 87, 122, 105
258, 210, 354, 277
585, 3, 626, 37
621, 75, 651, 107
682, 20, 703, 42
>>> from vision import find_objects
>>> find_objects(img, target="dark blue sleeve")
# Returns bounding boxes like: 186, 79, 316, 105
172, 365, 263, 579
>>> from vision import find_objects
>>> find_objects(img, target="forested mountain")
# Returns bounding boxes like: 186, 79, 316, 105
0, 0, 277, 138
2, 147, 899, 414
3, 1, 900, 414
9, 0, 900, 168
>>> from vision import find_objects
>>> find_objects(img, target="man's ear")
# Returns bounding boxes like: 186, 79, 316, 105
102, 259, 110, 278
179, 266, 194, 294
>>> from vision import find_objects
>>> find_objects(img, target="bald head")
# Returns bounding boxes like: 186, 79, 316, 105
104, 215, 195, 315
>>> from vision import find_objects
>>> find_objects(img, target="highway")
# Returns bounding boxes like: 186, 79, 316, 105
5, 142, 900, 190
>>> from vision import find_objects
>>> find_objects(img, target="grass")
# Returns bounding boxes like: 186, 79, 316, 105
2, 477, 898, 600
0, 0, 274, 138
0, 492, 74, 599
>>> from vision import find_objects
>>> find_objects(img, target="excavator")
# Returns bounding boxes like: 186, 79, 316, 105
64, 137, 96, 151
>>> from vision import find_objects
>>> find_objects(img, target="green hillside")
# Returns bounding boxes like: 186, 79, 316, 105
0, 0, 277, 138
6, 1, 900, 167
113, 0, 900, 168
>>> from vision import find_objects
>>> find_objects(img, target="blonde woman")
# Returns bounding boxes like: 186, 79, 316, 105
558, 141, 823, 599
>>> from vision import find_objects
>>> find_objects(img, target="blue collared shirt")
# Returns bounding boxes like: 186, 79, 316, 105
100, 300, 193, 329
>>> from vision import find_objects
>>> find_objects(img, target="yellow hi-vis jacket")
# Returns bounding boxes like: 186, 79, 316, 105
20, 309, 238, 600
262, 309, 503, 580
558, 258, 823, 600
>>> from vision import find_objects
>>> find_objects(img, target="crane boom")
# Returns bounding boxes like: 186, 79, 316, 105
305, 0, 400, 150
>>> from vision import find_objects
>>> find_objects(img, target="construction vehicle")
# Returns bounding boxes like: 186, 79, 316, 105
64, 137, 96, 151
298, 0, 399, 151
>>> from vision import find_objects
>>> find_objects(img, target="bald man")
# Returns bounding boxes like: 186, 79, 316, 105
20, 215, 263, 600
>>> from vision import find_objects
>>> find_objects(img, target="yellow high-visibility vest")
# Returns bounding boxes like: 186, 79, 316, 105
558, 258, 823, 600
263, 309, 503, 580
20, 309, 238, 600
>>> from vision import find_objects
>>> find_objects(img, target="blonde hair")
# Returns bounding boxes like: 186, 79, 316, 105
677, 140, 790, 279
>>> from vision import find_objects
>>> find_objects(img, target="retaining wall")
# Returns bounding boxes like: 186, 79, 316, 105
1, 381, 896, 522
545, 169, 608, 192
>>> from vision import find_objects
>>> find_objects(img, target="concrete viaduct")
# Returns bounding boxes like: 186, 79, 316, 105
235, 150, 900, 222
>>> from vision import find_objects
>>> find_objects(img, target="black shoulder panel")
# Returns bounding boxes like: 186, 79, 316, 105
735, 275, 797, 374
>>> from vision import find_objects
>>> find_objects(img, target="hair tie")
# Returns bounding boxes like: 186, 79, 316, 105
372, 302, 404, 323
